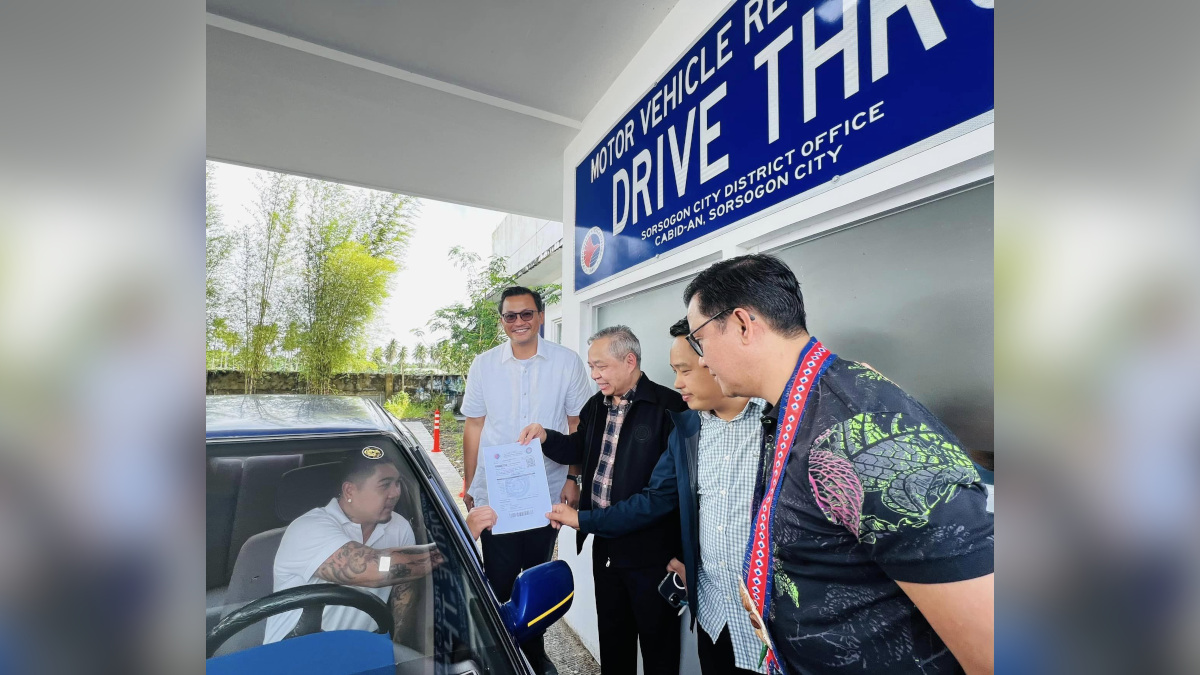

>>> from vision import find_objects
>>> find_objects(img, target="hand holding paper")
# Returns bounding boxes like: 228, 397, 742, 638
465, 505, 498, 539
516, 423, 547, 445
481, 439, 553, 534
545, 503, 580, 530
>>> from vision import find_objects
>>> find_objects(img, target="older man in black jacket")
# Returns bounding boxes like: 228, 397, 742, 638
518, 325, 686, 675
544, 319, 768, 675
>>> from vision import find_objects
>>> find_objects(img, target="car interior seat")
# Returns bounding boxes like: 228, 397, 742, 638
213, 460, 341, 657
207, 454, 301, 619
206, 458, 244, 600
226, 455, 302, 579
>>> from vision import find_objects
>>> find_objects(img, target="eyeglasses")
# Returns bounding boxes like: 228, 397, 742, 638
501, 310, 539, 324
686, 308, 734, 357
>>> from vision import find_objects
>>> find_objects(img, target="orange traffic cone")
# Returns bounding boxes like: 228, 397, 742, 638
432, 409, 441, 453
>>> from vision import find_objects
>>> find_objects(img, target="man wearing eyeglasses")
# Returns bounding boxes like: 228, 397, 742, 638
544, 318, 769, 675
460, 286, 592, 675
684, 255, 994, 675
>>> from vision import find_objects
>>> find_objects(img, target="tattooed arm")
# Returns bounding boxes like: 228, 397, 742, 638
314, 542, 442, 589
388, 580, 420, 641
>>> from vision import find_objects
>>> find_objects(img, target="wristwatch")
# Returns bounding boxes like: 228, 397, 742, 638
567, 474, 582, 487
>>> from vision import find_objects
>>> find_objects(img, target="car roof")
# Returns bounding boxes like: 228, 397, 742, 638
206, 395, 395, 440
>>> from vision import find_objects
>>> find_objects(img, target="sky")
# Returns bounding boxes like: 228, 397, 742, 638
209, 161, 505, 352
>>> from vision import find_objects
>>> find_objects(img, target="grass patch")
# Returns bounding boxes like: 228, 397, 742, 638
383, 391, 413, 418
387, 392, 465, 476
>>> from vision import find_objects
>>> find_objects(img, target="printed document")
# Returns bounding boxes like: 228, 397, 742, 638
481, 440, 553, 534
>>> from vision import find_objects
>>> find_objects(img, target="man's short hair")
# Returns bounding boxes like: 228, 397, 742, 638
338, 450, 391, 495
497, 286, 544, 314
588, 325, 641, 367
669, 318, 690, 338
683, 254, 807, 336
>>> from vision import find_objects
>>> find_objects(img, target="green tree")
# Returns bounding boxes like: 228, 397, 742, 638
413, 343, 427, 372
410, 328, 428, 374
430, 341, 450, 373
206, 162, 232, 359
396, 345, 409, 389
426, 246, 560, 376
207, 317, 241, 370
383, 339, 398, 373
233, 171, 298, 392
291, 180, 417, 392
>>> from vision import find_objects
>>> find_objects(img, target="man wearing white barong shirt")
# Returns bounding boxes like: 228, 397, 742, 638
460, 286, 591, 674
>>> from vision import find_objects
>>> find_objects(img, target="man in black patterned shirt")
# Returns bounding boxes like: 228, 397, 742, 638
684, 255, 994, 675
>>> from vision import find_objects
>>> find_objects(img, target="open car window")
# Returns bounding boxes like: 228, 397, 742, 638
207, 435, 521, 673
392, 443, 519, 673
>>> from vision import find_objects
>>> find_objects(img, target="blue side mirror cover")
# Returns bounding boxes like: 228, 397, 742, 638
500, 560, 574, 644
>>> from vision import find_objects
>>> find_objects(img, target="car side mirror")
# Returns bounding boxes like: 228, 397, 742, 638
500, 560, 574, 644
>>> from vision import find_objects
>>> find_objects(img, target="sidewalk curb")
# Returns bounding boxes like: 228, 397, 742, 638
403, 420, 466, 514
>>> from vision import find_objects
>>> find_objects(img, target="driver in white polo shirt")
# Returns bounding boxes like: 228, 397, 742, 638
263, 448, 441, 644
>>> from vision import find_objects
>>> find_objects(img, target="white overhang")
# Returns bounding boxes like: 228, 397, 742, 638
206, 1, 680, 219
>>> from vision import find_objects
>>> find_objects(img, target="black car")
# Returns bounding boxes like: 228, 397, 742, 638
206, 395, 573, 674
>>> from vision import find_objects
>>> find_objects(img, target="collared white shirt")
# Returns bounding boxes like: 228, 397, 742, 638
696, 398, 767, 673
263, 498, 415, 644
462, 336, 592, 506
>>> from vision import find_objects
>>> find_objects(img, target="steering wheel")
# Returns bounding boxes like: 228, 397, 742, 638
206, 585, 395, 658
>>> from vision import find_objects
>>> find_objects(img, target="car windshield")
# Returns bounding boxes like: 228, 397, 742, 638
206, 434, 517, 672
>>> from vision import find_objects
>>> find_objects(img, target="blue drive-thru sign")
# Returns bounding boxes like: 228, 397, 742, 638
574, 0, 994, 289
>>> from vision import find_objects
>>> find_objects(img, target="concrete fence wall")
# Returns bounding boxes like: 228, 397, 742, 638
205, 371, 465, 407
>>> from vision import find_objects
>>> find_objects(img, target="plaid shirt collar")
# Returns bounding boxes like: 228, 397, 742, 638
602, 381, 638, 408
592, 381, 639, 509
698, 398, 766, 424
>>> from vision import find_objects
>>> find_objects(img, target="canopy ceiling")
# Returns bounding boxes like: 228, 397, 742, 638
207, 1, 680, 219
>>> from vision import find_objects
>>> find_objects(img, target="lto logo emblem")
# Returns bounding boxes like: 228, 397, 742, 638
580, 227, 604, 275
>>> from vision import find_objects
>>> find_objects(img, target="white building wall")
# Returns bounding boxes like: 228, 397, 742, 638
491, 213, 566, 341
556, 0, 994, 666
491, 213, 564, 277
